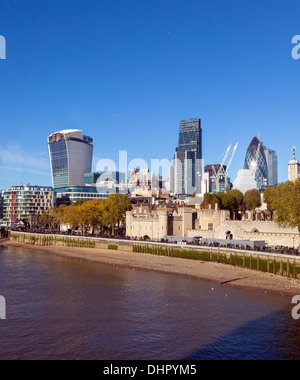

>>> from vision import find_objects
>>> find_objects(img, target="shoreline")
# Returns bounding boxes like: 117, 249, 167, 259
3, 240, 300, 296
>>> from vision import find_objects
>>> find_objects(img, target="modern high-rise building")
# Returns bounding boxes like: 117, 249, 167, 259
244, 137, 269, 189
263, 146, 278, 187
48, 129, 93, 189
0, 184, 55, 226
171, 119, 202, 195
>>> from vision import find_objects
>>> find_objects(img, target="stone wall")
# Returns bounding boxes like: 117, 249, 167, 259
188, 219, 300, 248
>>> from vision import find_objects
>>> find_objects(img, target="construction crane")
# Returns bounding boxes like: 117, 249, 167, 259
211, 143, 239, 193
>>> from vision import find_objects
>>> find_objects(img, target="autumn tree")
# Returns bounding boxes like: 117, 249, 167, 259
49, 195, 132, 236
244, 189, 262, 211
265, 179, 300, 232
201, 193, 221, 209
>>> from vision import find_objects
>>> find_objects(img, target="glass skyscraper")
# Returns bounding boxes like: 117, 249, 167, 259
263, 146, 278, 187
244, 137, 269, 189
171, 119, 202, 195
48, 129, 93, 189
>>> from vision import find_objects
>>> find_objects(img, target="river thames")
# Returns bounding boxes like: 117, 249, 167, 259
0, 245, 300, 360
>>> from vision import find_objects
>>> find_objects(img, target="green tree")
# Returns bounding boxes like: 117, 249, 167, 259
267, 179, 300, 232
263, 187, 276, 211
218, 189, 244, 217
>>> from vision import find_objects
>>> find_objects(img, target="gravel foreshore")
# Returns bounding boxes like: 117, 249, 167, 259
3, 240, 300, 296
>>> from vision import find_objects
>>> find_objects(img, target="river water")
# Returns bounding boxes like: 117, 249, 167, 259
0, 245, 300, 360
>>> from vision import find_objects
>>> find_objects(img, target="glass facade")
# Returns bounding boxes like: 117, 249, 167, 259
54, 186, 116, 204
244, 137, 269, 189
49, 139, 69, 189
48, 130, 93, 189
177, 119, 202, 159
172, 119, 202, 195
263, 147, 278, 187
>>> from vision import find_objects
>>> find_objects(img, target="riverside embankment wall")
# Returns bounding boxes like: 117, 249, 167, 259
6, 231, 300, 280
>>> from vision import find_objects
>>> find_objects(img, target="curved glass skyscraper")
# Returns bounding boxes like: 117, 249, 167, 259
244, 137, 268, 189
48, 129, 93, 189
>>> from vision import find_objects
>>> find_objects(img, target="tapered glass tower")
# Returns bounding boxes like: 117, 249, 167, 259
48, 129, 93, 189
244, 137, 268, 189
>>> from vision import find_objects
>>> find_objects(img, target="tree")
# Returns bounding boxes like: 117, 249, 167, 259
244, 189, 262, 211
263, 187, 276, 211
201, 193, 221, 209
40, 209, 55, 231
51, 205, 68, 231
218, 189, 244, 217
103, 194, 132, 235
267, 179, 300, 232
49, 195, 132, 237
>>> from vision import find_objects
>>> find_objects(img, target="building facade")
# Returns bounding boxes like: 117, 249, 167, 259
126, 207, 197, 241
126, 204, 300, 248
54, 186, 116, 204
48, 129, 93, 189
244, 137, 269, 189
0, 185, 55, 226
204, 164, 231, 193
263, 146, 278, 187
171, 119, 202, 196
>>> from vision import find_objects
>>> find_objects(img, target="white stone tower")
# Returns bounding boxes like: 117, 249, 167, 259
288, 147, 300, 182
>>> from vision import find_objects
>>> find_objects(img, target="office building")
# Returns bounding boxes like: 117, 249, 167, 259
244, 137, 269, 189
54, 186, 117, 205
48, 129, 93, 189
263, 146, 278, 187
83, 171, 126, 186
171, 119, 202, 196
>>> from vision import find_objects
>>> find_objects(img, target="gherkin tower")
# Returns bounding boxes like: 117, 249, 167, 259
244, 137, 269, 189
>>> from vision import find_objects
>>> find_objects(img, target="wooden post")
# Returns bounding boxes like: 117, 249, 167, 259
280, 259, 283, 276
210, 248, 212, 261
287, 259, 290, 278
267, 256, 270, 273
294, 259, 297, 279
257, 255, 259, 271
243, 253, 246, 268
250, 255, 252, 270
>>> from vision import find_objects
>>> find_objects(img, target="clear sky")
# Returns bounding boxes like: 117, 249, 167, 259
0, 0, 299, 189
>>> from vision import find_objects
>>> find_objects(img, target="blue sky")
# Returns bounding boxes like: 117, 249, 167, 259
0, 0, 299, 188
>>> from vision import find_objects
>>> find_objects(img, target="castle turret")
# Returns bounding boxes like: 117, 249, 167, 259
288, 147, 300, 182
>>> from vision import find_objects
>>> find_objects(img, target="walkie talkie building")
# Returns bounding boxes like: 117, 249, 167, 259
48, 129, 93, 189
